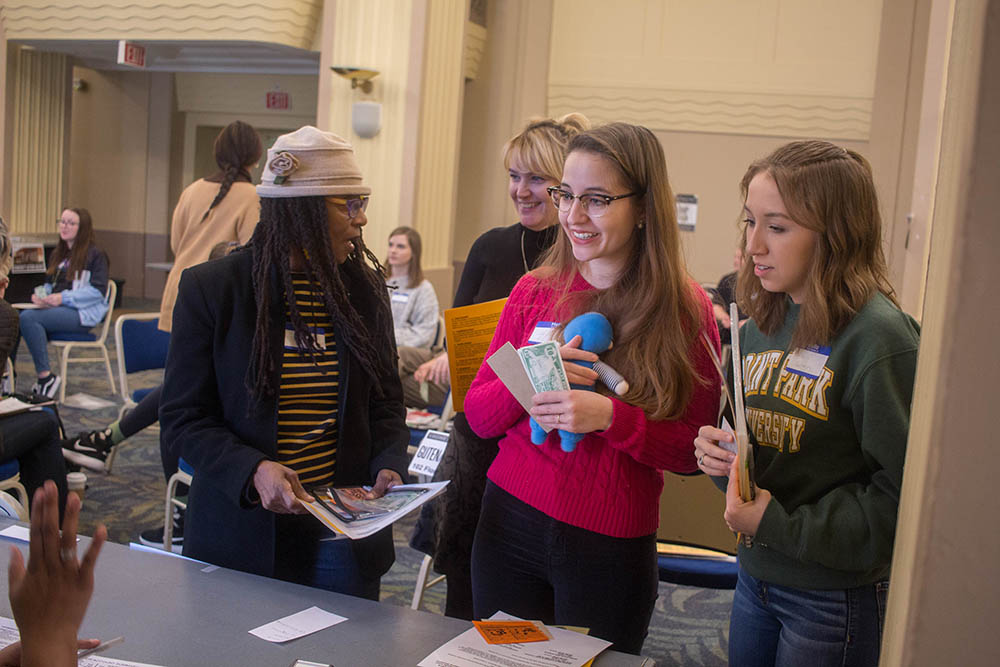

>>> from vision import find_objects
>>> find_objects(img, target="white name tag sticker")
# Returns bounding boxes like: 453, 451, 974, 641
284, 329, 326, 350
786, 345, 831, 379
527, 321, 559, 345
408, 430, 450, 477
391, 291, 410, 304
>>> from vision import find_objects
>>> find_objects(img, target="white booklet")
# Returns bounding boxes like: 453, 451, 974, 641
301, 481, 448, 540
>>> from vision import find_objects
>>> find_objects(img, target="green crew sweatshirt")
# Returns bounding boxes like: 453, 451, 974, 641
736, 292, 919, 590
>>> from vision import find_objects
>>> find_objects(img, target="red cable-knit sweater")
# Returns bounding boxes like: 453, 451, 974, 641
464, 271, 721, 538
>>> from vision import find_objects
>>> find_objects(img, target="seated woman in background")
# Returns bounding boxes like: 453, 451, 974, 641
19, 208, 108, 399
0, 217, 68, 517
384, 226, 439, 351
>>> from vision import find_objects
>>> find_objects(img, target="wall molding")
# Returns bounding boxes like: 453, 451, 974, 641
1, 1, 322, 48
549, 85, 872, 141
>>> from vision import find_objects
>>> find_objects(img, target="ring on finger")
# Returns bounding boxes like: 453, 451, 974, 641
60, 547, 75, 563
698, 454, 706, 466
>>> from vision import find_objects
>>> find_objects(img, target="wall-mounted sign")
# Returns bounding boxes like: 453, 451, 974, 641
676, 194, 698, 232
266, 92, 290, 110
117, 40, 146, 68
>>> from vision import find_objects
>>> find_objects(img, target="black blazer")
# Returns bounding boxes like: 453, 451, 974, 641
159, 248, 410, 579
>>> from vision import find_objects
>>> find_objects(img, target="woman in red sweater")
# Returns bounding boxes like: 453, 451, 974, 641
464, 123, 721, 654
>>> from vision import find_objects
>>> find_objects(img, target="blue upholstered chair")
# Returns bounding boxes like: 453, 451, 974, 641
103, 313, 170, 473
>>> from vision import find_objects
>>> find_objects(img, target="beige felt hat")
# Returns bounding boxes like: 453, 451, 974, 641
257, 126, 371, 198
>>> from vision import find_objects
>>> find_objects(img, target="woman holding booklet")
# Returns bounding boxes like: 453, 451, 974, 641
160, 126, 409, 599
463, 123, 721, 654
693, 141, 920, 666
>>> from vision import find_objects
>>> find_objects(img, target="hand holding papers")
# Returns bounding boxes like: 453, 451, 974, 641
486, 340, 571, 435
301, 482, 448, 540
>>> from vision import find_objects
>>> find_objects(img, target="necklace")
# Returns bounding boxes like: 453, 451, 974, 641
520, 228, 529, 273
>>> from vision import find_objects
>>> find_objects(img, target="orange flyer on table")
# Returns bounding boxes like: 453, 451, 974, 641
444, 298, 507, 412
472, 620, 551, 645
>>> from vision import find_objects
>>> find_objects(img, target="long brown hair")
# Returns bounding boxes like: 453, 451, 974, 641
541, 123, 704, 421
736, 140, 897, 348
48, 208, 97, 280
383, 226, 424, 286
201, 120, 263, 222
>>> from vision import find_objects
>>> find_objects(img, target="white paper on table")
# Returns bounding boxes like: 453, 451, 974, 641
0, 525, 80, 544
0, 617, 162, 666
417, 610, 611, 667
0, 525, 30, 542
248, 606, 347, 643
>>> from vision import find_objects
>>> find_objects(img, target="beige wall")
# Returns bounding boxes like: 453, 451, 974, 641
453, 0, 552, 277
67, 67, 153, 297
541, 0, 934, 292
0, 30, 7, 220
883, 1, 1000, 663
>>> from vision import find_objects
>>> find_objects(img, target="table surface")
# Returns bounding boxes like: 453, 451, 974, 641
0, 521, 652, 666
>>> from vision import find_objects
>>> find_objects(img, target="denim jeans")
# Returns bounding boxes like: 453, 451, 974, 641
471, 482, 658, 655
729, 568, 889, 667
19, 306, 92, 374
273, 514, 380, 600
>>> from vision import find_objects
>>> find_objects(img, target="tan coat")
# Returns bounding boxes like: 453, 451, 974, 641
158, 179, 260, 332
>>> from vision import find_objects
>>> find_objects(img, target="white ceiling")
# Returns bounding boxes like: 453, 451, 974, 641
15, 39, 321, 75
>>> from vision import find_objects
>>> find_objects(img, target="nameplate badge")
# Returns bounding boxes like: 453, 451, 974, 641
390, 291, 410, 304
527, 321, 558, 345
284, 329, 326, 350
785, 345, 831, 379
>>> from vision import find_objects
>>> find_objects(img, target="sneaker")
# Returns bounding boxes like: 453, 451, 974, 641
139, 510, 184, 549
61, 428, 113, 472
31, 374, 60, 399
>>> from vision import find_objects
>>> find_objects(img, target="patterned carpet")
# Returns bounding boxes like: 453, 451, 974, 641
13, 298, 732, 666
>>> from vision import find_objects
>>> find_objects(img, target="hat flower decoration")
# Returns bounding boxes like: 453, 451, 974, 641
268, 151, 300, 185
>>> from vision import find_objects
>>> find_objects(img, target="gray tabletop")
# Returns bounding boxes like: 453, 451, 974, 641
0, 521, 652, 666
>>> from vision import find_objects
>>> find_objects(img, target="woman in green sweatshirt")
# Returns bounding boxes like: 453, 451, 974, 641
694, 140, 920, 667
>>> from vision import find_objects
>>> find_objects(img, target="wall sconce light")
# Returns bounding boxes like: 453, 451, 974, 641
331, 66, 380, 94
351, 101, 382, 139
331, 66, 382, 138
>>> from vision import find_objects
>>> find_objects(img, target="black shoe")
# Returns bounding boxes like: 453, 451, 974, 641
139, 511, 184, 548
61, 428, 113, 472
31, 374, 60, 399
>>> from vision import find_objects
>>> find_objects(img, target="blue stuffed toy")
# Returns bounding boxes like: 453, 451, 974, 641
529, 312, 629, 452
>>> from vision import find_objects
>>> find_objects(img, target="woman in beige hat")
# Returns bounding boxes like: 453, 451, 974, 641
160, 126, 410, 597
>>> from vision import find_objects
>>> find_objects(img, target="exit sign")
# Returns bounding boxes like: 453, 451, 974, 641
116, 40, 146, 68
266, 92, 290, 110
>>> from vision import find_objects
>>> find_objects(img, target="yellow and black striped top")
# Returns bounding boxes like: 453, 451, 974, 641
276, 276, 339, 487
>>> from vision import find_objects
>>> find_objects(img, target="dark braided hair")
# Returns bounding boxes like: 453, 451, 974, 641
201, 121, 263, 222
246, 196, 393, 402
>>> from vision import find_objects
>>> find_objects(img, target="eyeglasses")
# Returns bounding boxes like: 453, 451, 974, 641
546, 187, 640, 218
56, 218, 79, 227
326, 196, 370, 220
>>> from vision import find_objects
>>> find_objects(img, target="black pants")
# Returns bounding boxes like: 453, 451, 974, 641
0, 409, 67, 517
471, 482, 658, 655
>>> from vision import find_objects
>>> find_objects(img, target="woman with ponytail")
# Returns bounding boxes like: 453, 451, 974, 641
158, 120, 263, 332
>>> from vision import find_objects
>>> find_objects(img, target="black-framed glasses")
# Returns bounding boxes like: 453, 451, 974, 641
326, 195, 370, 220
546, 187, 640, 217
